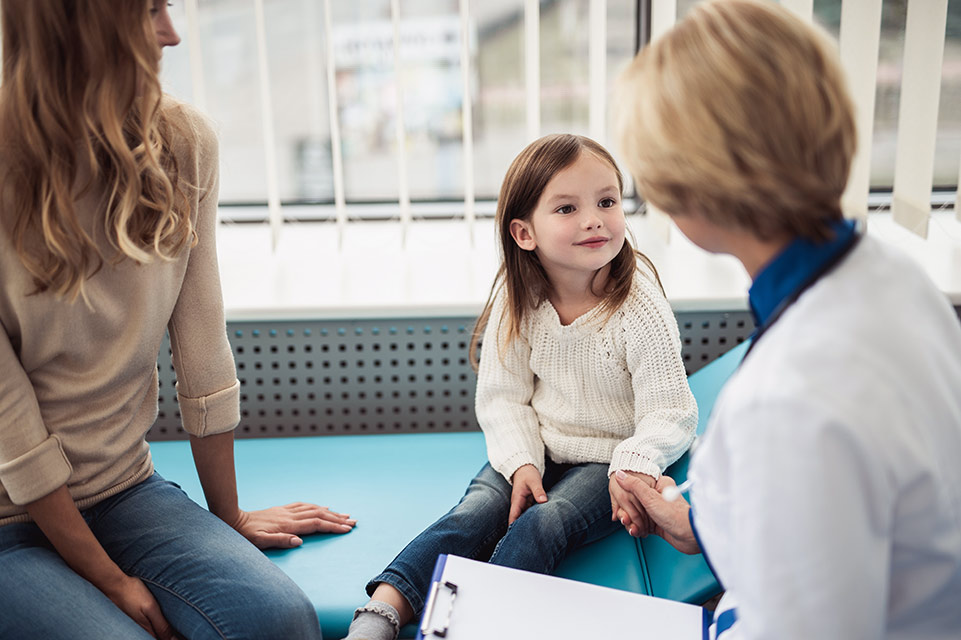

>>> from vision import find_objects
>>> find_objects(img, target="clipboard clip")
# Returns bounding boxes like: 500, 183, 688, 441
420, 580, 458, 638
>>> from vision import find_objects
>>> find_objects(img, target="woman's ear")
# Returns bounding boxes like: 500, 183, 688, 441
509, 219, 536, 251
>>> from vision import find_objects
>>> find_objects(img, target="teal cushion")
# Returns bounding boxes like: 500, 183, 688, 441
150, 432, 649, 638
150, 342, 746, 636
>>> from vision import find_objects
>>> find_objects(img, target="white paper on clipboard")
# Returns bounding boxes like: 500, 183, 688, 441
417, 555, 709, 640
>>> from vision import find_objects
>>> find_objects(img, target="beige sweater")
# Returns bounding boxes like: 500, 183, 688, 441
475, 270, 698, 483
0, 99, 239, 525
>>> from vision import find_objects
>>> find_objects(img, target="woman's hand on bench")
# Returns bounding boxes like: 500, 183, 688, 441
230, 502, 357, 549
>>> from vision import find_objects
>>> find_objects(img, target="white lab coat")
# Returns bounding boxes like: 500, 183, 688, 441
690, 236, 961, 639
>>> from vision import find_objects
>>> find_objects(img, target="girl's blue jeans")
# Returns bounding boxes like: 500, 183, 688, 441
0, 472, 323, 640
368, 460, 620, 616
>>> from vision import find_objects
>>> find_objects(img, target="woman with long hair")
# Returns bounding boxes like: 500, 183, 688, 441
0, 2, 352, 638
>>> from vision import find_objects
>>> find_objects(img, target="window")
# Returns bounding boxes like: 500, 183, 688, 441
161, 0, 959, 235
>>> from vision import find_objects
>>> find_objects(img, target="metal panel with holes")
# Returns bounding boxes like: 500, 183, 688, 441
149, 310, 759, 441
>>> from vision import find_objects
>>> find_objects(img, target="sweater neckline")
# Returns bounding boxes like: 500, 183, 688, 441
539, 298, 605, 332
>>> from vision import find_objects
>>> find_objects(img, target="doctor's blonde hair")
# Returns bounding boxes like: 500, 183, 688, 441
0, 0, 194, 302
616, 0, 856, 242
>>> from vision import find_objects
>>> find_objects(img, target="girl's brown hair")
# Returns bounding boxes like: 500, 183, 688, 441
0, 0, 193, 302
470, 134, 662, 367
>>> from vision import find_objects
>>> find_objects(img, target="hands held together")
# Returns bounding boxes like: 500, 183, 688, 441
611, 470, 700, 555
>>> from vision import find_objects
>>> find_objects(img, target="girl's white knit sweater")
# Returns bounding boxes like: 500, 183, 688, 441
475, 270, 698, 482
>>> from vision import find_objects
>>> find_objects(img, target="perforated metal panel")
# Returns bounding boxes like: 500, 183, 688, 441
153, 319, 479, 441
150, 310, 759, 441
677, 310, 755, 374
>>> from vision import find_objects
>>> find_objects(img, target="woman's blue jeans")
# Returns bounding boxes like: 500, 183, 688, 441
368, 460, 620, 615
0, 473, 322, 640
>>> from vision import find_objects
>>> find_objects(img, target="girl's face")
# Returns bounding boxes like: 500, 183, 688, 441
150, 1, 181, 52
510, 150, 626, 283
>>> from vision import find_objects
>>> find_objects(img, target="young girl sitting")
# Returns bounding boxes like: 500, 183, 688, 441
345, 134, 698, 640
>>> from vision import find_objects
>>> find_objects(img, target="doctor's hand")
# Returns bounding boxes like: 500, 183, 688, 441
609, 470, 655, 534
614, 471, 701, 555
509, 464, 548, 525
230, 503, 356, 549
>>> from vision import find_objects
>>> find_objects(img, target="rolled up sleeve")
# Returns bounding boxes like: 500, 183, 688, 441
0, 327, 73, 504
176, 380, 241, 438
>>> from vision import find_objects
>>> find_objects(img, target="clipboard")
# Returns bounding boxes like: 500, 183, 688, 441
417, 555, 710, 639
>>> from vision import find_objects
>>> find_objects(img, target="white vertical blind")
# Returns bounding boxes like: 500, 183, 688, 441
525, 0, 541, 142
183, 0, 206, 112
839, 0, 882, 221
647, 0, 678, 243
303, 1, 326, 143
460, 0, 476, 246
252, 0, 282, 249
650, 0, 677, 41
391, 0, 412, 247
589, 0, 607, 144
892, 0, 948, 238
779, 0, 813, 21
322, 0, 347, 247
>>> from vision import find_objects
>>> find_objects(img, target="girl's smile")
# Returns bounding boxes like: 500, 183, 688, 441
576, 236, 611, 248
509, 150, 627, 289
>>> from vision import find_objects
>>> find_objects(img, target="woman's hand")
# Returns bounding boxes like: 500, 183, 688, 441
609, 470, 655, 533
508, 464, 548, 525
26, 486, 176, 638
229, 502, 356, 549
101, 574, 175, 639
614, 471, 701, 554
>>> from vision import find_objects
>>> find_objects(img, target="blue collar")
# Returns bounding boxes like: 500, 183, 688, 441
748, 219, 857, 328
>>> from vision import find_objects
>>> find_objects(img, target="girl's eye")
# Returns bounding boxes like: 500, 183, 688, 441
599, 197, 617, 208
555, 205, 575, 214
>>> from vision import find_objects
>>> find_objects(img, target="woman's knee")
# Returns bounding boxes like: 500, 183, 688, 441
238, 578, 321, 639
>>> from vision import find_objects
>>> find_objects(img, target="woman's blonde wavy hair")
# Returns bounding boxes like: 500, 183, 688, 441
615, 0, 856, 243
0, 0, 194, 302
470, 134, 662, 368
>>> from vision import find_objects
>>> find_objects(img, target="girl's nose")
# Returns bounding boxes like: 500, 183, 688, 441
583, 213, 603, 230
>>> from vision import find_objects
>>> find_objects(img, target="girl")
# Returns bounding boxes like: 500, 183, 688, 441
0, 2, 353, 638
345, 134, 698, 640
612, 1, 961, 638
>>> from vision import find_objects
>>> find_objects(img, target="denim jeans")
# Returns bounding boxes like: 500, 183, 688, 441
0, 473, 322, 640
368, 460, 620, 615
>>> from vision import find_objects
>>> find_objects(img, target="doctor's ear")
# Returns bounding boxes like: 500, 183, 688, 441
509, 219, 536, 251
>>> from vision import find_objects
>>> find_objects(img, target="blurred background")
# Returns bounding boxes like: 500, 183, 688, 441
158, 0, 961, 219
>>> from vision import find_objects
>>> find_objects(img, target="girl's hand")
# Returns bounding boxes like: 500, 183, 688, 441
614, 471, 700, 554
508, 464, 548, 524
229, 502, 356, 549
609, 470, 655, 534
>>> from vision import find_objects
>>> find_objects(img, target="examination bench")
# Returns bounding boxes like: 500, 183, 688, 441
149, 342, 746, 637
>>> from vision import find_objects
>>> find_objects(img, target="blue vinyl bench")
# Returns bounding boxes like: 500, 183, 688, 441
149, 341, 746, 638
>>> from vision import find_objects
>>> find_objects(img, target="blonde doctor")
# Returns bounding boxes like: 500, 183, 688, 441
612, 1, 961, 638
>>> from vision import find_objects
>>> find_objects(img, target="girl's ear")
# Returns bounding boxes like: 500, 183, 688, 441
509, 219, 536, 251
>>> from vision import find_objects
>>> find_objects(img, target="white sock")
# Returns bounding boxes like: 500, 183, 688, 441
343, 600, 401, 640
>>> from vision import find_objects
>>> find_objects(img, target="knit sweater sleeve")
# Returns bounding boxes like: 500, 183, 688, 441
0, 326, 72, 505
165, 103, 240, 437
474, 291, 545, 482
609, 275, 698, 478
